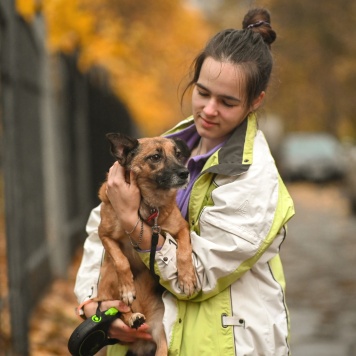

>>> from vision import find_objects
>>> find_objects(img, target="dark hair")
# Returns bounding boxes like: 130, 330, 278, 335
182, 8, 277, 108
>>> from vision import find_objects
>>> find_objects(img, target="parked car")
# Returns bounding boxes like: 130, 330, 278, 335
277, 132, 347, 182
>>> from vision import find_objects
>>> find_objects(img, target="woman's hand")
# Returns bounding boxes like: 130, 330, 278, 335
83, 300, 152, 344
108, 318, 152, 343
106, 160, 165, 252
106, 162, 141, 228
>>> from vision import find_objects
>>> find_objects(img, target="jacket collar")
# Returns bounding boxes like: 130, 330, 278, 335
164, 113, 258, 176
206, 113, 257, 176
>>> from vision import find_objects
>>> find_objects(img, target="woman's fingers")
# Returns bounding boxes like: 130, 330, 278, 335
108, 319, 152, 342
83, 300, 152, 343
100, 300, 130, 313
106, 162, 140, 218
107, 161, 125, 187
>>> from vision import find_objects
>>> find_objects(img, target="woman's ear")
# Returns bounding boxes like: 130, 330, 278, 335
251, 91, 265, 111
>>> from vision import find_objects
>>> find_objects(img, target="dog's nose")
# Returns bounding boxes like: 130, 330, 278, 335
178, 169, 189, 180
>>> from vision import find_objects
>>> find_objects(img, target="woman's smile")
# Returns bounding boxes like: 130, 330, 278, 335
199, 115, 219, 129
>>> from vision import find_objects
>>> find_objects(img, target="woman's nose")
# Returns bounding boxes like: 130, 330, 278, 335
203, 99, 218, 116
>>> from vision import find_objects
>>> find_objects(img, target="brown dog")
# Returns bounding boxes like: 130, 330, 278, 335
95, 133, 198, 356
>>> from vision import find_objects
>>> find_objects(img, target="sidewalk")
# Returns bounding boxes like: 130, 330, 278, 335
290, 306, 356, 356
283, 183, 356, 356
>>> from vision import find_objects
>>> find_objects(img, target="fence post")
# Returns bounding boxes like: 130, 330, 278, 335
2, 4, 51, 354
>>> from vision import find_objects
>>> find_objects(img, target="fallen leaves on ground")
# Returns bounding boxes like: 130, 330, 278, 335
29, 248, 84, 356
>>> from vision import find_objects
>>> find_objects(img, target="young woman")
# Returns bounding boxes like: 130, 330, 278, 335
74, 8, 295, 356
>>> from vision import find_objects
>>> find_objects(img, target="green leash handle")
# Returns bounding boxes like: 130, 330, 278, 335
68, 305, 121, 356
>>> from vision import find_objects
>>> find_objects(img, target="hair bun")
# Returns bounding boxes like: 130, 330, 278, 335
242, 8, 276, 47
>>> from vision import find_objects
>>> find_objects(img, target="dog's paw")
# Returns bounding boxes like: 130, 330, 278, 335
118, 284, 136, 305
178, 272, 198, 297
120, 290, 136, 305
129, 313, 146, 329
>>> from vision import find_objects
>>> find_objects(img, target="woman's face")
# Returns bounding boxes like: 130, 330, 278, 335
192, 57, 264, 144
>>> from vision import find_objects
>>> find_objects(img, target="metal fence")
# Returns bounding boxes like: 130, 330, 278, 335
0, 1, 136, 354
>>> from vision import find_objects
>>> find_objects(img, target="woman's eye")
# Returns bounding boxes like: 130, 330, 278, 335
198, 90, 209, 97
223, 101, 235, 108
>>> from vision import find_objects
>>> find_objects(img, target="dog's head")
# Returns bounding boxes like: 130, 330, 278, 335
106, 133, 191, 193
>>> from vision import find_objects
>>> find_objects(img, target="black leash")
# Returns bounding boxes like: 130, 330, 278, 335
148, 209, 161, 280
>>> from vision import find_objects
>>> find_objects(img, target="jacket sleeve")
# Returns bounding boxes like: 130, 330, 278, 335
74, 205, 104, 304
139, 149, 294, 301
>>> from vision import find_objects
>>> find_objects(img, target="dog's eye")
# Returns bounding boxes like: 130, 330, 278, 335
148, 154, 161, 163
176, 151, 182, 159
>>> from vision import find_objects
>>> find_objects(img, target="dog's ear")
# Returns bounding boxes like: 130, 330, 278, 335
106, 133, 139, 166
172, 138, 191, 159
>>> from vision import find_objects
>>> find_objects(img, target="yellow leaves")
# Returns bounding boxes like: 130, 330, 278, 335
15, 0, 40, 22
42, 0, 95, 54
41, 0, 212, 135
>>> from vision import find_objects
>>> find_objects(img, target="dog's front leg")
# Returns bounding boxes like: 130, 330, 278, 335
100, 235, 136, 305
174, 224, 198, 297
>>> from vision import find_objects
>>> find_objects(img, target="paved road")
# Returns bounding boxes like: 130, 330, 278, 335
282, 182, 356, 356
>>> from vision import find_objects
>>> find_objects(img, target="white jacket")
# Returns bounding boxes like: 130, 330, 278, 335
74, 114, 295, 355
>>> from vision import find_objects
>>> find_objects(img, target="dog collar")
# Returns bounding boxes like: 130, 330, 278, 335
146, 208, 159, 223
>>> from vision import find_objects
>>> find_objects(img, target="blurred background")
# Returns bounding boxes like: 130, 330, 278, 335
0, 0, 355, 355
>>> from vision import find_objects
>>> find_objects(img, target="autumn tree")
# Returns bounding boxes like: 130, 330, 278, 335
202, 0, 356, 139
267, 0, 356, 138
17, 0, 214, 135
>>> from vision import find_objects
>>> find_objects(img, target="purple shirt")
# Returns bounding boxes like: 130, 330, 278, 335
165, 124, 225, 219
